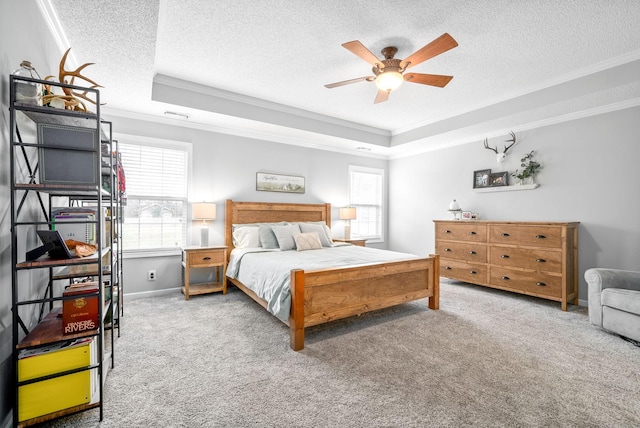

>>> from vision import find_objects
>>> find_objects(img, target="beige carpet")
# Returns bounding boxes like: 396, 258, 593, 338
47, 280, 640, 427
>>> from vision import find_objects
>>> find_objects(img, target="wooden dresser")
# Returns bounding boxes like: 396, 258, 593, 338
434, 220, 579, 310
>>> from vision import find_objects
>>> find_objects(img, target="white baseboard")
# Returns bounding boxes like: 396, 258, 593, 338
123, 287, 181, 302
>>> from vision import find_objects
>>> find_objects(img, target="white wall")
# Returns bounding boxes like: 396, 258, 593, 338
0, 2, 72, 425
388, 106, 640, 303
109, 114, 388, 295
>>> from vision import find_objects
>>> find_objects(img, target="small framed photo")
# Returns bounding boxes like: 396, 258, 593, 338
471, 213, 479, 220
461, 211, 472, 220
473, 169, 491, 188
490, 171, 508, 187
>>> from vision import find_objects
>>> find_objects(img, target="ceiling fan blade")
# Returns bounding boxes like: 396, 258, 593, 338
325, 76, 373, 89
404, 73, 454, 87
401, 33, 458, 69
374, 90, 389, 104
342, 40, 381, 66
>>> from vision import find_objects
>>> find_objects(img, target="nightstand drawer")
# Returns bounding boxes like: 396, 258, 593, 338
187, 249, 225, 267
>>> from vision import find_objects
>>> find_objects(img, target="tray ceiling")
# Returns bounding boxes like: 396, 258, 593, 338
47, 0, 640, 157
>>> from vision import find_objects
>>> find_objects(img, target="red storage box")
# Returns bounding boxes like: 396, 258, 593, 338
62, 283, 99, 334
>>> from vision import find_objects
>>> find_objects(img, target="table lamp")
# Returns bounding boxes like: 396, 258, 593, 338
192, 202, 216, 247
339, 207, 357, 240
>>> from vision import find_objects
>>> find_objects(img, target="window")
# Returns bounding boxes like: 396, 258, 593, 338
118, 139, 189, 251
348, 165, 384, 241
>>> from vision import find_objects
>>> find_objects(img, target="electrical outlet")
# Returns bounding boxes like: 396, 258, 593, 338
147, 270, 156, 281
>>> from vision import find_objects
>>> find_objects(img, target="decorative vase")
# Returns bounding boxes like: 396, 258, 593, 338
11, 61, 42, 105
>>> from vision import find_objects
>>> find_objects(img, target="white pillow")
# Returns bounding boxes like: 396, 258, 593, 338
293, 232, 322, 251
271, 224, 301, 250
298, 222, 333, 247
232, 226, 261, 249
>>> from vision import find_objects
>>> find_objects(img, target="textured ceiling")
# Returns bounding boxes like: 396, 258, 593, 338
47, 0, 640, 157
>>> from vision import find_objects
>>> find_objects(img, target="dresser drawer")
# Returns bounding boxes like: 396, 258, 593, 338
436, 222, 486, 242
441, 259, 488, 283
437, 241, 487, 263
489, 224, 563, 248
186, 249, 225, 267
490, 267, 562, 298
489, 246, 562, 273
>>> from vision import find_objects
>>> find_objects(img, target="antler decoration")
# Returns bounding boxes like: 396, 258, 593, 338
42, 48, 103, 112
484, 131, 517, 164
504, 131, 517, 153
483, 138, 498, 154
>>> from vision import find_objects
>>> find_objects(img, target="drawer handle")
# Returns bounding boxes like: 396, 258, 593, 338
536, 235, 546, 239
469, 270, 477, 275
536, 259, 546, 263
501, 233, 510, 237
445, 230, 452, 233
501, 254, 510, 258
202, 257, 212, 261
444, 266, 452, 270
469, 231, 477, 235
445, 248, 452, 252
536, 282, 547, 287
501, 276, 510, 280
469, 251, 476, 255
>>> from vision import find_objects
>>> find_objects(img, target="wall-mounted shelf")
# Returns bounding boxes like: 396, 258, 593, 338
473, 183, 539, 193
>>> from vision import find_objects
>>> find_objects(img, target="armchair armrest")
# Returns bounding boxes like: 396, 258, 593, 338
585, 268, 640, 326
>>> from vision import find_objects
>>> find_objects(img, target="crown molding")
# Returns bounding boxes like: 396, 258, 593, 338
153, 74, 390, 138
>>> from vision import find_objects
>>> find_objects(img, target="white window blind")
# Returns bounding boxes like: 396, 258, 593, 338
349, 165, 384, 240
118, 142, 188, 250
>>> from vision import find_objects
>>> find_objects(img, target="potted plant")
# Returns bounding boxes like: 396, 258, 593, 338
511, 150, 541, 184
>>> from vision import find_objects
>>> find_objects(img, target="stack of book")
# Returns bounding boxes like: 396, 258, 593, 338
51, 207, 105, 248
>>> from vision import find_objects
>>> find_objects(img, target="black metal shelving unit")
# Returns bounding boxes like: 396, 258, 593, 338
9, 75, 122, 427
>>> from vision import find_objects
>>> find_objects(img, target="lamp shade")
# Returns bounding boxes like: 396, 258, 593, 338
375, 71, 403, 92
192, 202, 216, 221
339, 207, 357, 220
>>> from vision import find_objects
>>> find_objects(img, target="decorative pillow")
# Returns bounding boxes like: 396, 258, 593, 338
232, 226, 261, 249
293, 232, 322, 251
271, 224, 301, 251
259, 225, 279, 249
298, 222, 333, 247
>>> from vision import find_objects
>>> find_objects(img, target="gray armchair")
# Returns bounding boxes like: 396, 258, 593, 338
585, 268, 640, 343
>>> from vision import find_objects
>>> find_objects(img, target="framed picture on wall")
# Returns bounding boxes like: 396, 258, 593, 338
256, 172, 305, 193
490, 171, 508, 187
473, 169, 491, 188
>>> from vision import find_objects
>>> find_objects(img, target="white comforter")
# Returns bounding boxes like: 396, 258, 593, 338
226, 245, 418, 321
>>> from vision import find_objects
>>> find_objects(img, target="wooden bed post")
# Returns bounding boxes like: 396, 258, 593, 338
429, 254, 440, 310
290, 269, 305, 351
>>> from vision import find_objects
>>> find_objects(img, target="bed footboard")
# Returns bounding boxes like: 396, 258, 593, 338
289, 254, 439, 351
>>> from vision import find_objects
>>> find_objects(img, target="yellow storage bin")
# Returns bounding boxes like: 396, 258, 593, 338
18, 338, 93, 422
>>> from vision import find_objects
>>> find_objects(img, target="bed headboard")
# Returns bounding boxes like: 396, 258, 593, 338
225, 200, 332, 252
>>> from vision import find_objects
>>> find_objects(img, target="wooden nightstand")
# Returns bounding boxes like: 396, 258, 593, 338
181, 246, 227, 300
333, 238, 367, 247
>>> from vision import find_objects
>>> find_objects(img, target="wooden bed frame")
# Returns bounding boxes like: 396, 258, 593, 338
225, 200, 440, 351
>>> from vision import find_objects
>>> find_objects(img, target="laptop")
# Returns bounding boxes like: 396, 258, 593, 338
35, 230, 77, 259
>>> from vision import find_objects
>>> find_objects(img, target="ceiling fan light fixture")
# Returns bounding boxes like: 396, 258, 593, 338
375, 70, 403, 92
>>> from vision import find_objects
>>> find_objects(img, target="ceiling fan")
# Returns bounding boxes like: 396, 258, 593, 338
325, 33, 458, 104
